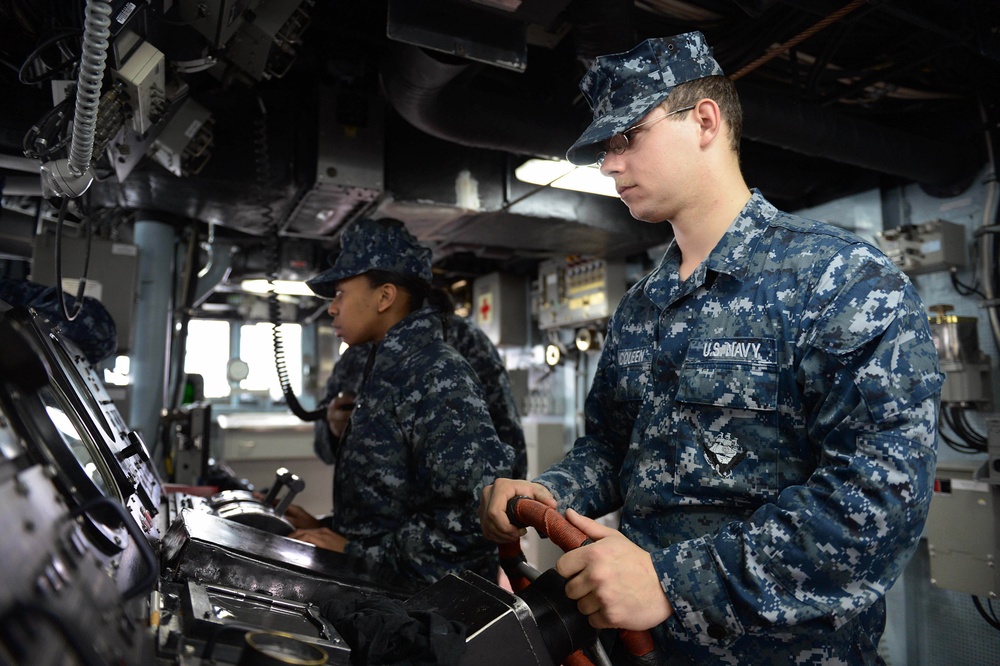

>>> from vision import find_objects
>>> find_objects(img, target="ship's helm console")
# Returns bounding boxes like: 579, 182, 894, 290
0, 305, 605, 666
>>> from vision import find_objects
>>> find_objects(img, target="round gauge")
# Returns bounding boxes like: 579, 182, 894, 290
227, 358, 250, 382
545, 343, 562, 366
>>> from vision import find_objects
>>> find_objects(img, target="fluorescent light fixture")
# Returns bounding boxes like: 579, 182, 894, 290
240, 279, 316, 296
515, 158, 618, 198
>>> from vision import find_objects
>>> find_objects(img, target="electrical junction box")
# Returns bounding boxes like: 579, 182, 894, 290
473, 272, 528, 347
179, 0, 261, 48
224, 0, 312, 81
114, 40, 166, 135
928, 306, 994, 406
149, 98, 214, 177
924, 461, 1000, 598
875, 219, 967, 276
282, 88, 384, 236
535, 256, 626, 330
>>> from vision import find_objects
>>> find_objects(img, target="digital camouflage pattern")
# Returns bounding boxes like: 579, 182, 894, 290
315, 311, 527, 479
306, 217, 433, 297
566, 31, 724, 165
535, 191, 944, 664
0, 277, 117, 364
314, 343, 369, 464
330, 306, 513, 585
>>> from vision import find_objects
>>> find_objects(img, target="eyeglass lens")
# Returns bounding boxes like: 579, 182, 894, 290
596, 104, 696, 165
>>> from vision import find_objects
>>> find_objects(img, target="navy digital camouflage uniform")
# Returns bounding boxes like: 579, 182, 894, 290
313, 343, 368, 464
0, 277, 117, 364
306, 217, 513, 585
549, 32, 944, 664
329, 305, 513, 584
314, 312, 527, 479
535, 191, 943, 664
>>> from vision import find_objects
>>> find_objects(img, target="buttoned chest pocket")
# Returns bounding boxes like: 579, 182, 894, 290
670, 362, 779, 506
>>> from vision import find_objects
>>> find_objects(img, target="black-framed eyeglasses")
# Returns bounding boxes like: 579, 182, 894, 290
596, 105, 696, 166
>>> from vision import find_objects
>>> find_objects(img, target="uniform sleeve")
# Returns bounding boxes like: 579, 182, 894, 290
461, 325, 528, 479
653, 244, 943, 646
344, 355, 513, 582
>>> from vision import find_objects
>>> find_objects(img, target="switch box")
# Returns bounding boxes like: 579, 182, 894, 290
149, 98, 214, 177
114, 40, 166, 135
875, 219, 967, 276
535, 256, 626, 330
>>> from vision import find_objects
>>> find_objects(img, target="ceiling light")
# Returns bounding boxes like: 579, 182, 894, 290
515, 159, 618, 198
240, 279, 316, 296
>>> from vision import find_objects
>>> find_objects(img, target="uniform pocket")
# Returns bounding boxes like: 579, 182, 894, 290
615, 364, 649, 402
670, 358, 779, 506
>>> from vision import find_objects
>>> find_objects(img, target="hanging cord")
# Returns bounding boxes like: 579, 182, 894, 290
256, 96, 322, 421
54, 198, 93, 322
18, 30, 81, 86
67, 0, 111, 176
940, 405, 988, 453
972, 596, 1000, 632
730, 0, 867, 81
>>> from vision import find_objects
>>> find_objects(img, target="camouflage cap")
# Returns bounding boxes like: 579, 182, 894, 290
566, 31, 724, 165
306, 217, 433, 297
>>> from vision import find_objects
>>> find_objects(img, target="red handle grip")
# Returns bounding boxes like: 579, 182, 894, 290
508, 496, 590, 551
505, 497, 659, 661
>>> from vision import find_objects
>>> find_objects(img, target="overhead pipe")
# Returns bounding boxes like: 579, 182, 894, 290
729, 0, 867, 81
130, 218, 175, 462
1, 175, 44, 196
0, 154, 42, 173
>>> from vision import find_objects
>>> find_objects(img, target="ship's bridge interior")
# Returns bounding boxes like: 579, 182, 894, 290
1, 0, 1000, 664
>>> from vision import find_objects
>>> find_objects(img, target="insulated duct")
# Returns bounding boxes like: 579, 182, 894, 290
737, 83, 980, 190
380, 0, 636, 161
381, 41, 579, 160
381, 0, 981, 188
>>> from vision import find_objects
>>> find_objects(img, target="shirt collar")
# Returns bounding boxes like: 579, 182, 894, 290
703, 189, 774, 282
644, 190, 776, 305
373, 306, 443, 367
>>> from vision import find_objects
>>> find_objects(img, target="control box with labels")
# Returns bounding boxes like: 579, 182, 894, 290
535, 256, 626, 330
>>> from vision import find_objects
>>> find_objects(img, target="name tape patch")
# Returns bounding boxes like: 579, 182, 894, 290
691, 337, 776, 365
